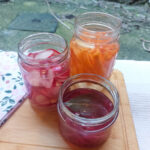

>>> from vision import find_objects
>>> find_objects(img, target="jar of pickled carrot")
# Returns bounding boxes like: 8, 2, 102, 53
57, 73, 119, 147
70, 12, 121, 78
18, 33, 70, 109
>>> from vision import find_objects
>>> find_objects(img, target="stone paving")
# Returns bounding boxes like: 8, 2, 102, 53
0, 0, 150, 60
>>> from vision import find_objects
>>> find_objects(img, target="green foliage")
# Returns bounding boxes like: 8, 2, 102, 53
0, 0, 150, 60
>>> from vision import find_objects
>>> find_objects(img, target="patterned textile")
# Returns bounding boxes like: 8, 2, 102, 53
0, 50, 26, 126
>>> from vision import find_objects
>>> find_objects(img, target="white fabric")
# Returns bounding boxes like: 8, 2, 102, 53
115, 60, 150, 150
0, 51, 26, 126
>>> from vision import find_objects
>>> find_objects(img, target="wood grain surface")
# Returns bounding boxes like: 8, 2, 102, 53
0, 70, 139, 150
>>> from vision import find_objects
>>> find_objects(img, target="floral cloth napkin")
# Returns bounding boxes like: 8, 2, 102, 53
0, 50, 26, 126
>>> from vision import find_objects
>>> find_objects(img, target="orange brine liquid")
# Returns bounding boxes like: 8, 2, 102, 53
70, 24, 119, 78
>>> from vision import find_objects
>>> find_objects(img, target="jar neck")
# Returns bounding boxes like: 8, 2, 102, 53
18, 33, 69, 66
74, 12, 121, 44
58, 73, 119, 127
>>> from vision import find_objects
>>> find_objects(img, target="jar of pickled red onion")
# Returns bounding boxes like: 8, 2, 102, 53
57, 73, 119, 147
70, 12, 121, 78
18, 33, 70, 109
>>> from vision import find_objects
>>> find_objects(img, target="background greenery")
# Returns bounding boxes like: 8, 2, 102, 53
0, 0, 150, 60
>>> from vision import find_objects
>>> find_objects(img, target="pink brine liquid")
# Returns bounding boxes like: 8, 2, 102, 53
21, 49, 69, 108
59, 88, 114, 147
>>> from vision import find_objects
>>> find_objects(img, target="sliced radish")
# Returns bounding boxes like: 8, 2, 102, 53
51, 86, 60, 97
48, 68, 54, 78
26, 70, 41, 86
22, 48, 69, 108
39, 86, 59, 100
29, 86, 59, 106
35, 50, 54, 60
27, 49, 60, 59
34, 95, 51, 105
41, 69, 54, 88
41, 79, 53, 88
55, 70, 69, 81
21, 62, 34, 72
52, 65, 62, 72
26, 68, 54, 88
28, 52, 38, 58
50, 98, 57, 104
47, 49, 60, 56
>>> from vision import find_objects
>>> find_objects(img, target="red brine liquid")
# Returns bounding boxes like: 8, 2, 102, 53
59, 88, 114, 147
21, 49, 69, 108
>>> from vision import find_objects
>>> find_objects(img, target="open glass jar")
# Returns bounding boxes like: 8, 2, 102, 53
57, 73, 119, 147
18, 33, 70, 109
70, 12, 121, 78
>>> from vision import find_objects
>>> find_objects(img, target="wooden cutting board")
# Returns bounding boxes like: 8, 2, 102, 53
0, 70, 139, 150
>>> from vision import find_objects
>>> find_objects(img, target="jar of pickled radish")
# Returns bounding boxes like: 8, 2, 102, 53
57, 73, 119, 147
70, 12, 121, 78
18, 33, 70, 109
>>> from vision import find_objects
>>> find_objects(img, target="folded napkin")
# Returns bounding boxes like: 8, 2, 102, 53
115, 60, 150, 150
0, 50, 26, 126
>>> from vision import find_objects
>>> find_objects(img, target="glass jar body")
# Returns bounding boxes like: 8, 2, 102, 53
58, 109, 114, 147
70, 12, 121, 78
57, 73, 119, 147
18, 33, 70, 109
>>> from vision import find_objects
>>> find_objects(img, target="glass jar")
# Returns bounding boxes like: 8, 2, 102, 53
70, 12, 121, 78
57, 73, 119, 147
18, 33, 70, 109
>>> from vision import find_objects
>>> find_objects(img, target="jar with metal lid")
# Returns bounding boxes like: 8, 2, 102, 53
18, 33, 70, 109
70, 12, 121, 78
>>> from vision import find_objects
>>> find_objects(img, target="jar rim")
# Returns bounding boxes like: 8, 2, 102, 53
74, 12, 122, 40
18, 32, 69, 66
58, 73, 119, 125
